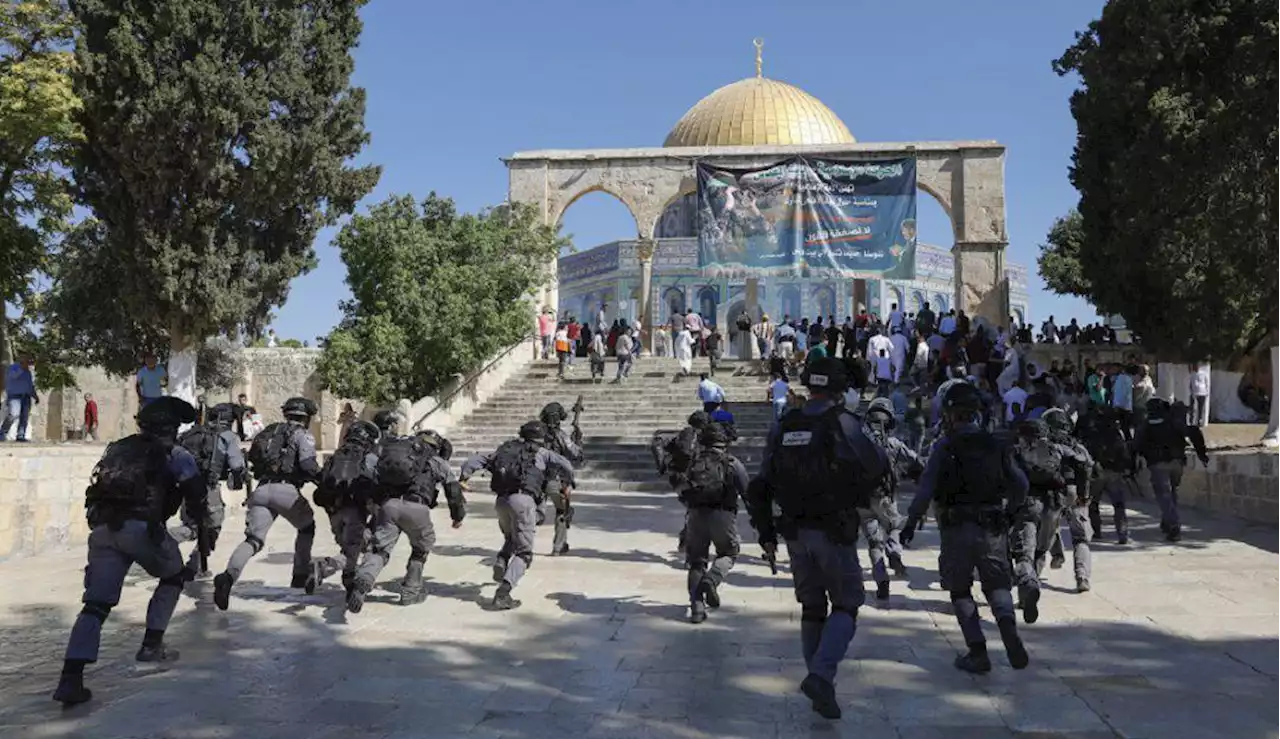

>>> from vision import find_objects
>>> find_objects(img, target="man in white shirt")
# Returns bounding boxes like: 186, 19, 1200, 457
887, 303, 905, 334
938, 310, 957, 337
1002, 381, 1029, 424
874, 349, 895, 397
696, 373, 726, 413
867, 328, 893, 361
768, 375, 789, 420
596, 303, 609, 335
1189, 362, 1211, 427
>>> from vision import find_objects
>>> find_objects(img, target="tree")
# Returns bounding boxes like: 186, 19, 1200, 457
1036, 210, 1092, 297
196, 336, 244, 390
0, 0, 79, 369
45, 0, 380, 397
1053, 0, 1278, 360
318, 194, 563, 404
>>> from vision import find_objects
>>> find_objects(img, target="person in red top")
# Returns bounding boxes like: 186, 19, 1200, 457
83, 393, 99, 441
565, 317, 581, 366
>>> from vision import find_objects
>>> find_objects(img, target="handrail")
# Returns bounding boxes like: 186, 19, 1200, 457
410, 332, 538, 431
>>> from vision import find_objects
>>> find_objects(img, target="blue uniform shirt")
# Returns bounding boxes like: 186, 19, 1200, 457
908, 422, 1028, 520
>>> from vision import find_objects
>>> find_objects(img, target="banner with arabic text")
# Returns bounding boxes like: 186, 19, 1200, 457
697, 157, 916, 279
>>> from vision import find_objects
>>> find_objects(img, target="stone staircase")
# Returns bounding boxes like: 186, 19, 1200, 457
440, 356, 775, 495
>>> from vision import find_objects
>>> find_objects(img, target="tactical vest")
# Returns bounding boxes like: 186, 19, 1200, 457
682, 450, 737, 509
1141, 419, 1187, 464
768, 407, 871, 526
85, 434, 175, 525
935, 431, 1008, 513
248, 423, 299, 482
490, 440, 544, 496
178, 425, 224, 486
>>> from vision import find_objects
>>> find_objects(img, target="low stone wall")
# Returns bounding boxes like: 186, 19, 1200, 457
1175, 450, 1279, 524
404, 336, 538, 437
0, 445, 98, 561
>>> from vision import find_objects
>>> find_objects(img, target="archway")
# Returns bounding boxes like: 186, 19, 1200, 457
696, 286, 719, 327
663, 287, 686, 319
886, 286, 905, 317
910, 290, 926, 314
556, 188, 639, 325
933, 293, 949, 313
779, 285, 801, 322
812, 285, 836, 321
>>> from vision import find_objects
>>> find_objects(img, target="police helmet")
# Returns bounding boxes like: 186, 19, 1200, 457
942, 381, 982, 412
344, 420, 380, 447
867, 397, 895, 419
539, 402, 567, 426
137, 397, 197, 436
282, 396, 318, 419
1042, 408, 1072, 433
687, 410, 710, 429
518, 420, 546, 443
372, 410, 400, 432
416, 428, 453, 459
699, 422, 732, 448
1145, 397, 1170, 416
208, 402, 237, 427
801, 357, 849, 396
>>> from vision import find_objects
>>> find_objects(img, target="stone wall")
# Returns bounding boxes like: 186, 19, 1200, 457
1176, 450, 1279, 524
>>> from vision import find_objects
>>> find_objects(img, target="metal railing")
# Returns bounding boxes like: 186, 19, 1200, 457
410, 332, 538, 431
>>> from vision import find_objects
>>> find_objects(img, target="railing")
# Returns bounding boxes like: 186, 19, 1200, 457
410, 332, 538, 432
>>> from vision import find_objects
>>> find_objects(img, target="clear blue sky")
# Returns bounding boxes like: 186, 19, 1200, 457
272, 0, 1104, 342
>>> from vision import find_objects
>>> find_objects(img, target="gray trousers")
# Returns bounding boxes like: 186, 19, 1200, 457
684, 507, 739, 603
314, 504, 368, 583
1148, 460, 1184, 531
786, 527, 865, 683
495, 493, 538, 589
224, 482, 315, 582
1010, 497, 1046, 602
170, 483, 226, 569
1091, 470, 1130, 538
544, 478, 571, 553
939, 521, 1016, 646
1036, 502, 1092, 582
65, 520, 186, 662
354, 498, 436, 585
855, 506, 889, 583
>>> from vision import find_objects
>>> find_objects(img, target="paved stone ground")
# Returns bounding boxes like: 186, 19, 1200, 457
0, 489, 1275, 739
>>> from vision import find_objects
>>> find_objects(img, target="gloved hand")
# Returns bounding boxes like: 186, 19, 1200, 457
458, 479, 471, 492
1198, 453, 1210, 468
900, 516, 920, 547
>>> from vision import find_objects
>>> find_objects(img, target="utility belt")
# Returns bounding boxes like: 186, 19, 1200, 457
783, 508, 861, 545
937, 504, 1007, 530
399, 492, 436, 507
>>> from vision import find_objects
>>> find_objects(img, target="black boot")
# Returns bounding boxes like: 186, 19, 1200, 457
399, 559, 427, 606
698, 577, 721, 609
954, 643, 992, 674
137, 630, 180, 664
888, 552, 908, 577
52, 661, 91, 706
492, 583, 519, 611
346, 576, 372, 614
1022, 588, 1040, 625
998, 617, 1029, 669
875, 580, 890, 600
799, 673, 841, 719
689, 598, 707, 624
213, 572, 233, 612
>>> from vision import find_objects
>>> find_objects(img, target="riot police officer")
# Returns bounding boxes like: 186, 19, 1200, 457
459, 421, 576, 610
1042, 408, 1096, 592
1077, 405, 1135, 544
1136, 397, 1208, 542
901, 382, 1031, 673
863, 397, 923, 599
538, 402, 584, 555
745, 357, 888, 720
680, 423, 748, 624
53, 397, 207, 705
169, 402, 246, 574
213, 397, 321, 611
346, 429, 466, 613
310, 420, 381, 599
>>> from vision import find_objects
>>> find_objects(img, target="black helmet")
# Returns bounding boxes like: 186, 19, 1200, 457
942, 382, 982, 413
519, 421, 546, 443
1042, 408, 1072, 433
373, 410, 399, 432
416, 429, 454, 460
208, 402, 237, 427
344, 420, 380, 447
801, 357, 849, 395
282, 396, 318, 419
687, 410, 710, 429
539, 402, 567, 426
137, 397, 197, 436
1146, 397, 1170, 415
699, 422, 731, 447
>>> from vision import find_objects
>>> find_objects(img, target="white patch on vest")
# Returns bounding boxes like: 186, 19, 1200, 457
782, 431, 813, 446
809, 374, 829, 386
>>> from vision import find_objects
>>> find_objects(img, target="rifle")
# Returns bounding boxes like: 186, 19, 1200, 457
762, 543, 778, 575
570, 394, 584, 448
195, 520, 211, 575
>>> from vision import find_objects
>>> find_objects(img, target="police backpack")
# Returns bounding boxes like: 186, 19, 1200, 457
490, 439, 543, 496
248, 422, 297, 480
1018, 436, 1066, 490
376, 437, 429, 489
769, 407, 879, 518
936, 431, 1008, 509
682, 450, 734, 508
85, 435, 172, 518
316, 443, 371, 508
666, 426, 699, 475
178, 425, 224, 484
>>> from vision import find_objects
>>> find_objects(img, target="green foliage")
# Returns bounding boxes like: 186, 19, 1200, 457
1054, 0, 1278, 359
318, 194, 564, 403
0, 0, 80, 361
1037, 210, 1092, 297
196, 336, 244, 389
44, 0, 380, 371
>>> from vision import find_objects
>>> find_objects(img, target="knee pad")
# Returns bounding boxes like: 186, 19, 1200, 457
159, 572, 187, 589
299, 522, 316, 537
516, 551, 534, 567
409, 548, 429, 563
80, 601, 113, 623
245, 534, 265, 554
800, 604, 829, 623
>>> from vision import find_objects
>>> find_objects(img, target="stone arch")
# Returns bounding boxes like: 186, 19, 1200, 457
911, 290, 926, 313
552, 185, 641, 238
812, 285, 836, 320
662, 287, 686, 318
886, 285, 905, 314
652, 182, 699, 239
696, 286, 719, 325
933, 293, 949, 313
779, 285, 802, 321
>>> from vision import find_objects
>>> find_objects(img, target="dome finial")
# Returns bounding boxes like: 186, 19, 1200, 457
753, 38, 764, 78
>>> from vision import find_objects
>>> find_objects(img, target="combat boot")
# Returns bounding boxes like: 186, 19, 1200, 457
492, 583, 519, 611
954, 643, 992, 674
399, 559, 427, 606
136, 642, 180, 664
52, 672, 91, 706
799, 674, 841, 719
213, 572, 233, 612
346, 576, 373, 614
689, 598, 707, 624
875, 581, 890, 600
492, 558, 507, 584
1076, 578, 1091, 593
888, 551, 908, 577
1021, 589, 1041, 625
998, 617, 1030, 669
698, 577, 721, 609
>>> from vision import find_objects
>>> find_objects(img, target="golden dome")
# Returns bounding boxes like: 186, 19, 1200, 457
663, 76, 856, 148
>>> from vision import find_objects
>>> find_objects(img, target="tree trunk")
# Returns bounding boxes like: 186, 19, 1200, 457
1263, 345, 1279, 448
